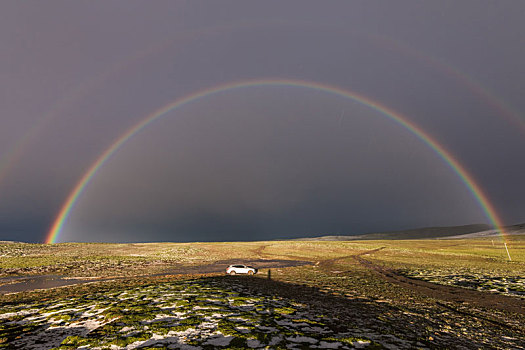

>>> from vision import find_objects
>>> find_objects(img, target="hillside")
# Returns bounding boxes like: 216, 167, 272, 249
296, 223, 493, 241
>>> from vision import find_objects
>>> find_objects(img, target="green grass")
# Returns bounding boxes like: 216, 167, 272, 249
1, 235, 524, 348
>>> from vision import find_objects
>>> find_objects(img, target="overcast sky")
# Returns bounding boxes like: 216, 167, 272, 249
0, 1, 524, 243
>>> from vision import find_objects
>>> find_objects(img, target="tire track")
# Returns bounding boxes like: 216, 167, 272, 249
352, 252, 524, 314
343, 248, 525, 334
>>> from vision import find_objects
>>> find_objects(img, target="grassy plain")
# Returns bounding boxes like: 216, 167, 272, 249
0, 235, 524, 349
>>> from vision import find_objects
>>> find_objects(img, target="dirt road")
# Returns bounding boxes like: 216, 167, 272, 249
0, 258, 310, 294
349, 248, 524, 315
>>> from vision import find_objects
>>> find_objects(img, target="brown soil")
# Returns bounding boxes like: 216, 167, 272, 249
312, 247, 524, 335
349, 248, 525, 316
0, 258, 310, 294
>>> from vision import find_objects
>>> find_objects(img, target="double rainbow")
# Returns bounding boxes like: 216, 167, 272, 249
45, 78, 506, 243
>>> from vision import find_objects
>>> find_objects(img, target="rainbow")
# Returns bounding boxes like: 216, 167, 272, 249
45, 78, 506, 243
3, 30, 523, 201
3, 22, 523, 200
375, 35, 525, 135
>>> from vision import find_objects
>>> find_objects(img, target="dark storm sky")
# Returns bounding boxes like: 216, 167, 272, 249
0, 1, 524, 243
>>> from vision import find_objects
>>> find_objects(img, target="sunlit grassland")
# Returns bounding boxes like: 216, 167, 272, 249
362, 235, 524, 271
2, 236, 523, 301
267, 236, 525, 297
1, 236, 524, 349
1, 235, 523, 276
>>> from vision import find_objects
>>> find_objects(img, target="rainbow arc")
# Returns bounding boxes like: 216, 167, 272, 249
45, 79, 506, 244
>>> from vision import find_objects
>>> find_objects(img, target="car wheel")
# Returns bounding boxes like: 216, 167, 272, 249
230, 271, 236, 275
248, 270, 253, 275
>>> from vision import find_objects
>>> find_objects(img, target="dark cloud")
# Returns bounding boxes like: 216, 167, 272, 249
0, 1, 523, 243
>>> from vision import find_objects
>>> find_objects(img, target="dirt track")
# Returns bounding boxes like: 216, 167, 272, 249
220, 245, 525, 320
348, 248, 524, 316
0, 259, 310, 294
160, 258, 310, 275
307, 247, 524, 335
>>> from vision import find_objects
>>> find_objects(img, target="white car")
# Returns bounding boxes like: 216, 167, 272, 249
226, 264, 258, 275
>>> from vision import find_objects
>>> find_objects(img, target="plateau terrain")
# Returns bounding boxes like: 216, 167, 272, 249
1, 233, 524, 349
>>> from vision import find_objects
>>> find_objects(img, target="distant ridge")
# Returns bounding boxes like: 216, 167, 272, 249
296, 224, 493, 241
446, 222, 525, 239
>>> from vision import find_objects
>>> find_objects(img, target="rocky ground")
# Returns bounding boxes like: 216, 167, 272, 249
398, 268, 525, 297
0, 239, 523, 349
2, 277, 387, 349
1, 274, 524, 349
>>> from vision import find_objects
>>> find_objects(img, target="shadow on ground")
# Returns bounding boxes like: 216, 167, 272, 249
1, 275, 523, 349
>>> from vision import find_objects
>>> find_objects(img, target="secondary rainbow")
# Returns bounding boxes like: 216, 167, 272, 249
4, 35, 522, 206
45, 78, 506, 243
375, 35, 525, 134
